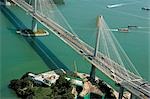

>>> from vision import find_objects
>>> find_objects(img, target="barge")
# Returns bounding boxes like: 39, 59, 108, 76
118, 28, 129, 32
16, 29, 49, 36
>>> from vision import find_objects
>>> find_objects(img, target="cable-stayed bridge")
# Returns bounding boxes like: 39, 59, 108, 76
6, 0, 150, 98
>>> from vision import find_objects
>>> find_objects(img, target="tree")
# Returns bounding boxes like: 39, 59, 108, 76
50, 75, 74, 99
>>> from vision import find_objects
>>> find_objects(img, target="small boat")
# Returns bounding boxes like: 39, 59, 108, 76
141, 7, 150, 11
16, 29, 49, 36
128, 25, 138, 29
106, 3, 124, 8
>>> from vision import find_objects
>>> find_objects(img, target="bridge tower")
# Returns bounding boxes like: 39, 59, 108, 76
32, 0, 38, 32
90, 16, 102, 99
90, 16, 102, 80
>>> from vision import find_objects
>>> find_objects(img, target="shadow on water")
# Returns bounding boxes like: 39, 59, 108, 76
28, 37, 69, 70
1, 5, 69, 71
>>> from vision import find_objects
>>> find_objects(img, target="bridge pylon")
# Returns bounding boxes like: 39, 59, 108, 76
32, 17, 37, 32
90, 16, 102, 80
90, 15, 102, 99
32, 0, 37, 32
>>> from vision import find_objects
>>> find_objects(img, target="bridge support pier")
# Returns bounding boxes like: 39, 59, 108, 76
90, 65, 96, 81
118, 86, 124, 99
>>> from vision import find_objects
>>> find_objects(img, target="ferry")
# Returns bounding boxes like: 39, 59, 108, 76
16, 29, 49, 36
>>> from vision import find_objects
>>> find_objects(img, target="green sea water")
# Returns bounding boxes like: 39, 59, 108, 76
0, 0, 150, 98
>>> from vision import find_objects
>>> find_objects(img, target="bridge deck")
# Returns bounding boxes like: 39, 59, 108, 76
10, 0, 150, 98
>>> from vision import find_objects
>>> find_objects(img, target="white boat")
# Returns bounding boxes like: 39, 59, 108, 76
107, 3, 124, 8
